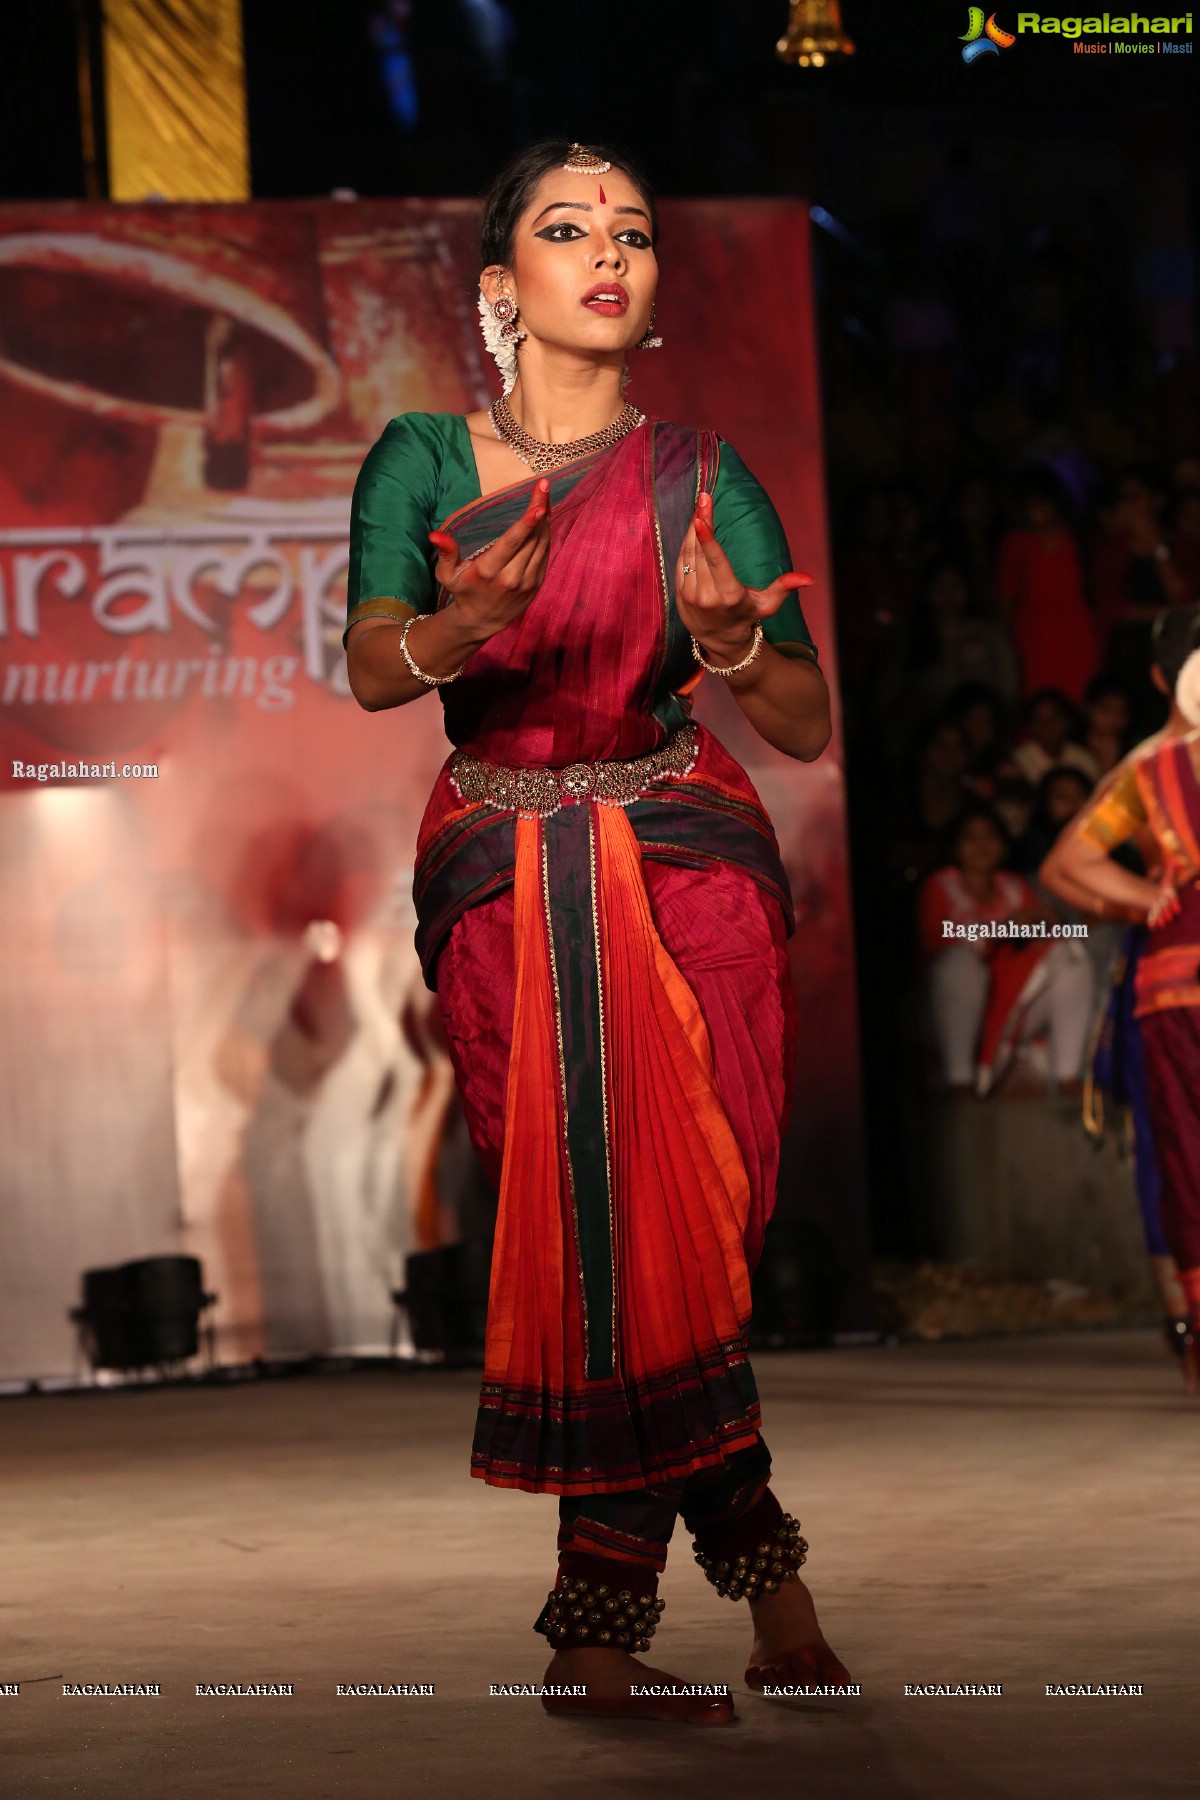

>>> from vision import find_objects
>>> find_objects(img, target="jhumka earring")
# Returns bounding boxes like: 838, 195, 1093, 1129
491, 282, 523, 342
478, 277, 525, 395
636, 301, 663, 350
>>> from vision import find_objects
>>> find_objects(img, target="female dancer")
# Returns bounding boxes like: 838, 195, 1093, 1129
1042, 607, 1200, 1387
1044, 629, 1200, 1392
345, 141, 847, 1724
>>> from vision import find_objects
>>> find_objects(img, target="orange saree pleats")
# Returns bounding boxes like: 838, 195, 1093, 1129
592, 803, 754, 1372
472, 800, 761, 1495
482, 811, 579, 1401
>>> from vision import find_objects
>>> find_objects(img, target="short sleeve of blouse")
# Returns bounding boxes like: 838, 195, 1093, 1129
1077, 760, 1147, 852
344, 414, 443, 647
710, 439, 819, 664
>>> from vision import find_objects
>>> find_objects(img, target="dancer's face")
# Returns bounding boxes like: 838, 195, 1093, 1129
484, 167, 658, 359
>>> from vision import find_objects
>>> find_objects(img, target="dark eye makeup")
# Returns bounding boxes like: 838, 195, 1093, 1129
534, 221, 653, 249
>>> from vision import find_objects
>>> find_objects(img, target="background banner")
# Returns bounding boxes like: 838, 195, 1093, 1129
0, 198, 868, 1379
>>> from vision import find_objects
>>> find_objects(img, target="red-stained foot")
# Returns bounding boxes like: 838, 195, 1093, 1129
745, 1574, 853, 1692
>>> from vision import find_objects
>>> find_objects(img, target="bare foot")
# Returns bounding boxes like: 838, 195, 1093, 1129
746, 1574, 852, 1684
545, 1647, 719, 1700
542, 1648, 736, 1721
1162, 1311, 1200, 1393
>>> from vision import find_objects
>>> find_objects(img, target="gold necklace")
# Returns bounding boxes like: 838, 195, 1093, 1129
489, 394, 645, 475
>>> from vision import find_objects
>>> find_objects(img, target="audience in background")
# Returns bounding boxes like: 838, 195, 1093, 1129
814, 137, 1199, 1223
834, 485, 913, 702
1015, 767, 1095, 875
889, 716, 971, 882
917, 807, 1095, 1095
1166, 485, 1200, 603
832, 427, 1200, 1108
938, 470, 1002, 612
1012, 689, 1098, 786
942, 683, 1011, 797
1092, 464, 1191, 733
996, 465, 1098, 703
906, 561, 1020, 727
1020, 767, 1128, 999
991, 769, 1037, 851
1078, 675, 1134, 777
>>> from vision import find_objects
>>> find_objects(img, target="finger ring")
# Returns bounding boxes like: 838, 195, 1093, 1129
681, 563, 694, 575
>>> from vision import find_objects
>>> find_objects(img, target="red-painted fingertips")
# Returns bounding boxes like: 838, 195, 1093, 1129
428, 531, 455, 551
694, 515, 714, 542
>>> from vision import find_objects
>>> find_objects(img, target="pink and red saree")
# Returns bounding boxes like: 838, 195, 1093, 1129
411, 421, 808, 1495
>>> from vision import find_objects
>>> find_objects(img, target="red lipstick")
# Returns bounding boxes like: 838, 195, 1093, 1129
581, 282, 629, 315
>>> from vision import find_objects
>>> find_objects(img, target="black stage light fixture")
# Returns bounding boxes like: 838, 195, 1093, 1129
392, 1241, 490, 1364
70, 1256, 217, 1377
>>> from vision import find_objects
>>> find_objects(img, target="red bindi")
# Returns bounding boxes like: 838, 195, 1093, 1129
598, 183, 606, 203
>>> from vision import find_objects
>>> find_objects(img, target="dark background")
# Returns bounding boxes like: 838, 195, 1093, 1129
6, 2, 1196, 202
3, 0, 1198, 1260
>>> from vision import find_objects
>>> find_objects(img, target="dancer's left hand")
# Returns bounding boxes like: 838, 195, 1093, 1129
1147, 881, 1181, 929
675, 491, 812, 664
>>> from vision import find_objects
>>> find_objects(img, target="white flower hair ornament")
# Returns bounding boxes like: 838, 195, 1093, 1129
1176, 646, 1200, 728
478, 287, 523, 395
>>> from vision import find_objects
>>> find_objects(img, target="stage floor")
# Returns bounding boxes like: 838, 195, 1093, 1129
3, 1330, 1195, 1800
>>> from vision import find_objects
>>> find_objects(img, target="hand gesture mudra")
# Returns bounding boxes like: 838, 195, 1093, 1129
675, 491, 813, 666
1147, 876, 1183, 930
428, 478, 552, 643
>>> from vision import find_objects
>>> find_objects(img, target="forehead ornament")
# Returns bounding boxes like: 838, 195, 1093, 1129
562, 142, 611, 174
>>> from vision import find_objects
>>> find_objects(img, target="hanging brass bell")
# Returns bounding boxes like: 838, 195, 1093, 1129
776, 0, 856, 67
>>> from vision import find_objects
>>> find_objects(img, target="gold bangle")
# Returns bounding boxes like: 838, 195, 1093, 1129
400, 613, 466, 687
690, 622, 764, 677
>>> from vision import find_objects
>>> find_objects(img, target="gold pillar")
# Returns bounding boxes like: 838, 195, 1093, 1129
102, 0, 250, 201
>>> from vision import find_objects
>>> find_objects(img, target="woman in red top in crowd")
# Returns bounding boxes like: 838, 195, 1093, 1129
918, 806, 1094, 1094
996, 465, 1098, 704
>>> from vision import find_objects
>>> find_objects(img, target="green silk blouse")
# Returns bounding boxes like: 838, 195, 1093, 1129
344, 411, 818, 662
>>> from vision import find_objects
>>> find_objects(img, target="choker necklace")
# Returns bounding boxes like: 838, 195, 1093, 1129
489, 394, 645, 475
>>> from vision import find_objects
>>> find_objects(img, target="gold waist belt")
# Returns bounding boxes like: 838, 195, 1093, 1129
448, 722, 699, 819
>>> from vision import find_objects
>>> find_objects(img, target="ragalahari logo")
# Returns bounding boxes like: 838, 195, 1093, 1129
961, 7, 1017, 58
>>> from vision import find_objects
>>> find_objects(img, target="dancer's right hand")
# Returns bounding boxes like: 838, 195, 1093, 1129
429, 479, 551, 641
